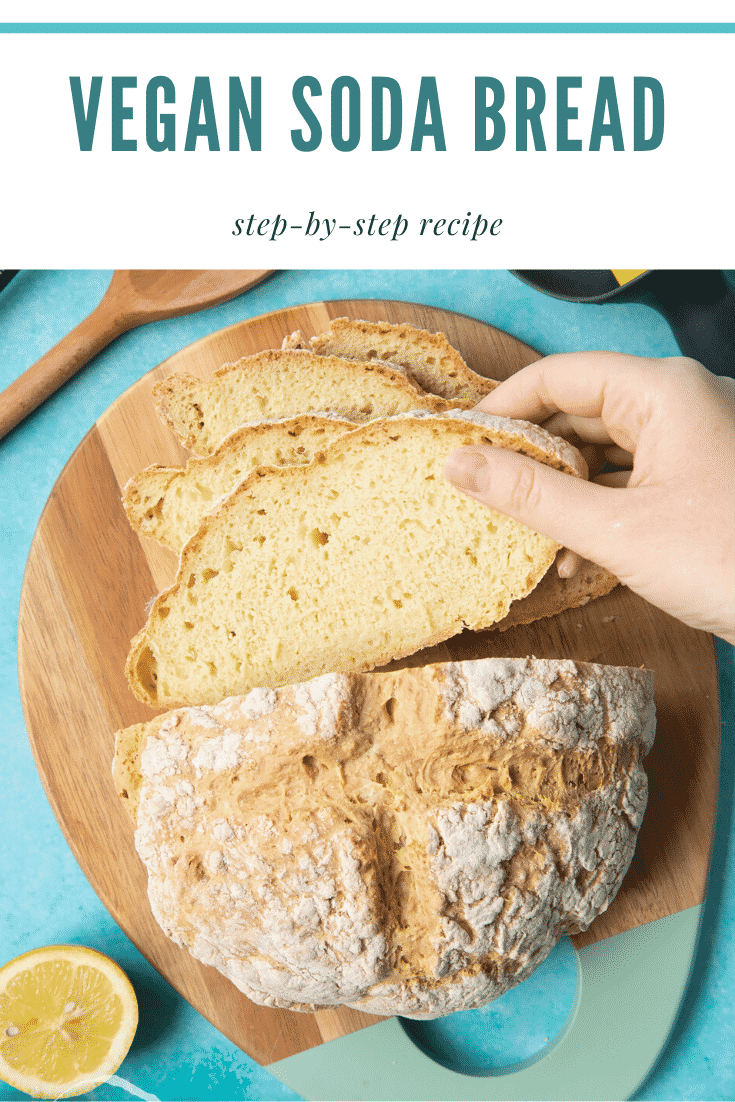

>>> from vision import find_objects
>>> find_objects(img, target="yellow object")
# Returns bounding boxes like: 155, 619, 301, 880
0, 945, 138, 1099
611, 269, 648, 286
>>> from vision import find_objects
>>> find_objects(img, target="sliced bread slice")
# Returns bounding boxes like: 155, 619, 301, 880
308, 317, 499, 401
123, 411, 619, 624
494, 556, 619, 632
123, 414, 355, 552
153, 349, 472, 456
125, 409, 586, 709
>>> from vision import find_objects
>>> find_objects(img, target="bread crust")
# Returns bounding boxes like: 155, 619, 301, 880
494, 555, 619, 632
310, 317, 500, 401
117, 657, 655, 1017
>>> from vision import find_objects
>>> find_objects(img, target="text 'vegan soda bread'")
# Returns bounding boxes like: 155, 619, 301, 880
114, 658, 655, 1018
125, 410, 587, 708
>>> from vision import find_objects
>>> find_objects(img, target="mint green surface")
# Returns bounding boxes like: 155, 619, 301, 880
269, 906, 702, 1101
403, 934, 579, 1070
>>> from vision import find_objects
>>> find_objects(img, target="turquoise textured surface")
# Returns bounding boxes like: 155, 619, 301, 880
0, 269, 733, 1101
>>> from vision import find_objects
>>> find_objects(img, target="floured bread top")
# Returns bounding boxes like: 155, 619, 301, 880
116, 657, 655, 1019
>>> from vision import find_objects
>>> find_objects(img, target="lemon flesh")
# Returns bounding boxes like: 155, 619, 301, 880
0, 945, 138, 1099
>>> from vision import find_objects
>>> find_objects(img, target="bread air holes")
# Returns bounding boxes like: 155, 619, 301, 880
135, 646, 159, 697
309, 528, 330, 548
302, 755, 319, 781
194, 482, 214, 502
223, 537, 243, 571
202, 568, 219, 582
287, 587, 299, 602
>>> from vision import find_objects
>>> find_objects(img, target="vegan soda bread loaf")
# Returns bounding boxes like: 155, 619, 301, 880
113, 657, 655, 1017
123, 414, 355, 552
302, 317, 499, 401
125, 410, 587, 709
153, 349, 472, 456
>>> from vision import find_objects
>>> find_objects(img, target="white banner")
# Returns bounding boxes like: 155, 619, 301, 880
1, 26, 732, 266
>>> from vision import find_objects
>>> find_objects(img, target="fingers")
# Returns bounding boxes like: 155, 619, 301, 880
581, 445, 634, 479
556, 549, 583, 578
603, 445, 634, 468
444, 444, 631, 569
595, 470, 631, 488
542, 412, 613, 445
476, 351, 668, 453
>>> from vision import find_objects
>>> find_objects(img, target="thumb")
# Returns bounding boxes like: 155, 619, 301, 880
444, 445, 630, 570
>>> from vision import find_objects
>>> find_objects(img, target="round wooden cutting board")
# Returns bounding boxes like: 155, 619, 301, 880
18, 301, 719, 1075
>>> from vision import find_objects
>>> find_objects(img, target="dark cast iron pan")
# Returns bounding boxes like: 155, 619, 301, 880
512, 270, 735, 378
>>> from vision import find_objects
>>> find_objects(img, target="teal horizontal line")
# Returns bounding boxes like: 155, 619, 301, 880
0, 22, 734, 33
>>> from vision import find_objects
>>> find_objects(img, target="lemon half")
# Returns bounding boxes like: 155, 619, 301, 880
0, 945, 138, 1099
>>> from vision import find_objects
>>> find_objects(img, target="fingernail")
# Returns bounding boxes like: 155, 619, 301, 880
444, 448, 488, 493
557, 549, 581, 578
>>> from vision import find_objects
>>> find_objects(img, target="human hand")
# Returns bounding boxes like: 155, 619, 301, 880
444, 352, 735, 643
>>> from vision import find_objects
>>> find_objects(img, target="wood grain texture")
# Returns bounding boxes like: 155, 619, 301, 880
18, 300, 719, 1064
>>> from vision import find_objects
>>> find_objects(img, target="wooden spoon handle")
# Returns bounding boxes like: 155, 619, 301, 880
0, 300, 129, 441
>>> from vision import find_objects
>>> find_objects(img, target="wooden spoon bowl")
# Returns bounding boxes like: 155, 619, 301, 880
0, 269, 274, 440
